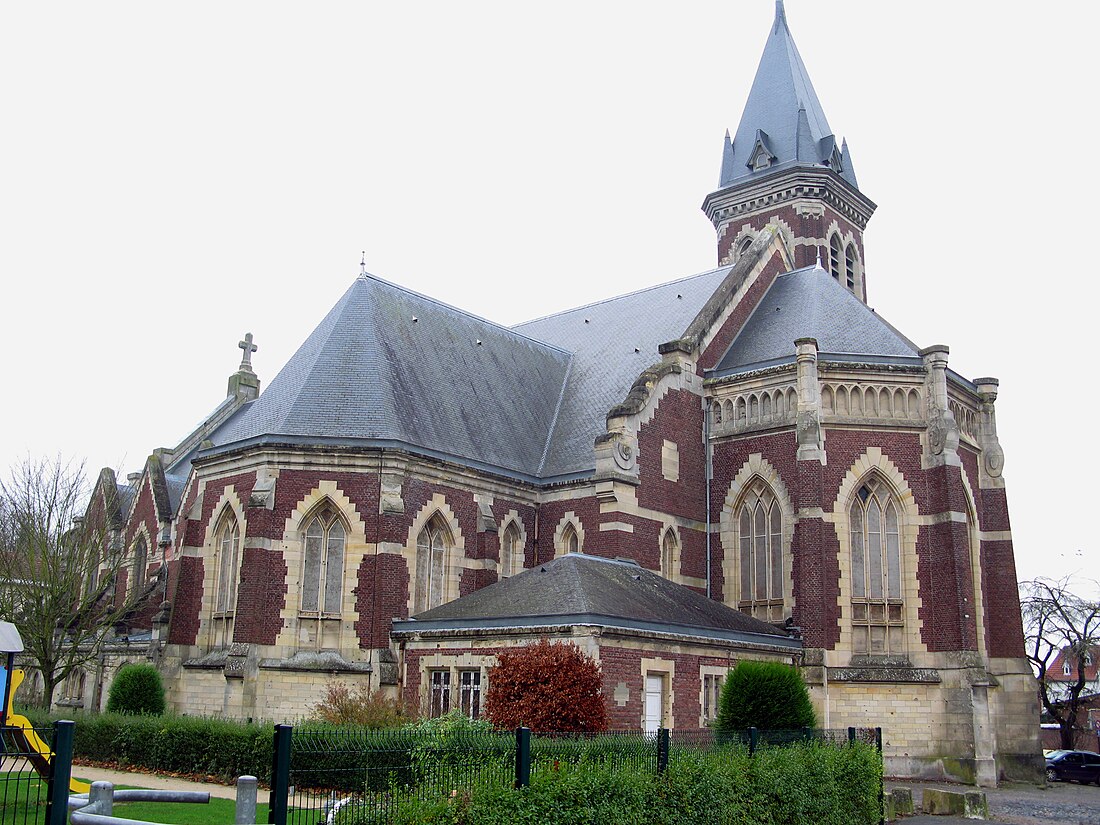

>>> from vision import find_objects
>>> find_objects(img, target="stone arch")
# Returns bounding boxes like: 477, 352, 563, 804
405, 494, 466, 614
498, 510, 528, 578
736, 397, 747, 423
711, 401, 722, 425
200, 486, 247, 648
830, 448, 925, 659
553, 512, 586, 557
720, 454, 795, 616
659, 524, 682, 581
958, 466, 986, 659
279, 482, 370, 641
722, 399, 734, 422
907, 388, 922, 419
128, 523, 153, 598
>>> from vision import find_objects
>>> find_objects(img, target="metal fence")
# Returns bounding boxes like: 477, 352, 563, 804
269, 725, 881, 825
0, 720, 74, 825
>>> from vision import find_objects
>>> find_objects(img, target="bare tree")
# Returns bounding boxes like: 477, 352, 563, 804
1021, 577, 1100, 749
0, 456, 140, 708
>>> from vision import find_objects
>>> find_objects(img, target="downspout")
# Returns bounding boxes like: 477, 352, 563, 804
704, 400, 712, 599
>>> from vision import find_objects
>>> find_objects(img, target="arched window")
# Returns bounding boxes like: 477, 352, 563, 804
829, 234, 842, 281
661, 529, 677, 579
131, 536, 147, 594
737, 236, 753, 260
562, 522, 580, 554
416, 516, 452, 613
844, 244, 858, 291
736, 481, 784, 621
500, 522, 521, 579
849, 478, 903, 655
1063, 660, 1072, 676
301, 505, 346, 615
214, 515, 240, 615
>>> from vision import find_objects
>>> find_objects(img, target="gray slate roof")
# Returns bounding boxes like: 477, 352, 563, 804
712, 264, 920, 376
209, 275, 572, 479
512, 267, 730, 477
719, 1, 857, 189
205, 268, 730, 482
396, 553, 798, 648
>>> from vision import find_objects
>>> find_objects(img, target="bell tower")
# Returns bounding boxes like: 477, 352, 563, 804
701, 1, 876, 301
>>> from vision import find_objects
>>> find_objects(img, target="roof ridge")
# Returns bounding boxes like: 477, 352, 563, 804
536, 357, 573, 477
513, 265, 734, 328
359, 273, 573, 355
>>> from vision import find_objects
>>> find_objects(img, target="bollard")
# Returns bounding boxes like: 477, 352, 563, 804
236, 775, 258, 825
89, 781, 114, 816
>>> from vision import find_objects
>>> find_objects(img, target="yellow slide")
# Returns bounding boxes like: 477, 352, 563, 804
4, 669, 90, 794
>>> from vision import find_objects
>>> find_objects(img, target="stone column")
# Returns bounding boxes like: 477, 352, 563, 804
974, 378, 1005, 488
794, 338, 824, 463
920, 345, 960, 467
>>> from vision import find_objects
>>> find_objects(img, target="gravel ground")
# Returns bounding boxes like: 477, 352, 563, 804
891, 779, 1100, 824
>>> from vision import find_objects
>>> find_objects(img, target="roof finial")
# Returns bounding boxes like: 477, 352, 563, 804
774, 0, 787, 32
814, 248, 823, 271
238, 332, 258, 371
359, 251, 369, 281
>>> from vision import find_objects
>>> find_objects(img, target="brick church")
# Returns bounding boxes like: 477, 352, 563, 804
69, 1, 1038, 784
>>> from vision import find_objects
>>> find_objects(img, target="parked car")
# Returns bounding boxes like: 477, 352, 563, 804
1045, 750, 1100, 784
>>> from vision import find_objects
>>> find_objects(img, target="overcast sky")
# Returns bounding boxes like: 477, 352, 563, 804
1, 2, 1095, 593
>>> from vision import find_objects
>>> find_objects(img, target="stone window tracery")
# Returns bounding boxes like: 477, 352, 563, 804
736, 481, 784, 621
214, 514, 240, 616
301, 504, 346, 616
849, 478, 904, 655
500, 521, 521, 579
415, 515, 452, 613
562, 522, 580, 554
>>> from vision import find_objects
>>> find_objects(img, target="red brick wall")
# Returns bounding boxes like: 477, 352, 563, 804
538, 496, 600, 562
637, 388, 706, 523
233, 547, 287, 645
716, 203, 867, 284
167, 557, 203, 645
700, 255, 787, 370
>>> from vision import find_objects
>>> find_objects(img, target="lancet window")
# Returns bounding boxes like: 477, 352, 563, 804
301, 505, 346, 616
737, 481, 784, 621
415, 516, 452, 613
849, 478, 904, 655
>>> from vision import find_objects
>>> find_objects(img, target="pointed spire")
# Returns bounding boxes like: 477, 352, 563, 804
719, 129, 736, 186
840, 139, 859, 188
719, 2, 858, 188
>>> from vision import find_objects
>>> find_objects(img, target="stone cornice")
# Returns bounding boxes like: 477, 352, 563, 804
702, 165, 877, 230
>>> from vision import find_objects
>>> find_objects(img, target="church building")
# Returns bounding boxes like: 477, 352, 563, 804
70, 1, 1039, 784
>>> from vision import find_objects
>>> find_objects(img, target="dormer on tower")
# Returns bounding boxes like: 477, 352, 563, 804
702, 1, 876, 301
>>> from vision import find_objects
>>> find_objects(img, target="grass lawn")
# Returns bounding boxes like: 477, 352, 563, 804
0, 773, 270, 825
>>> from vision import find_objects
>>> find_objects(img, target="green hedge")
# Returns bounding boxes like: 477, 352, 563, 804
18, 709, 271, 783
344, 741, 882, 825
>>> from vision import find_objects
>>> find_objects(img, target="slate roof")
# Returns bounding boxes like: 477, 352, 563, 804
512, 266, 731, 477
394, 553, 799, 648
719, 1, 857, 189
712, 264, 921, 377
208, 275, 572, 480
204, 267, 730, 482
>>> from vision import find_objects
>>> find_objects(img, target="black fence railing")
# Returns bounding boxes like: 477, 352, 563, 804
0, 720, 74, 825
269, 725, 882, 825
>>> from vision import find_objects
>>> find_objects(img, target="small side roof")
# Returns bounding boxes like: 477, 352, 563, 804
394, 553, 799, 649
712, 265, 921, 376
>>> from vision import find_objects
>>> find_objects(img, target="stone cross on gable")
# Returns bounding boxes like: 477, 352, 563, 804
239, 333, 258, 371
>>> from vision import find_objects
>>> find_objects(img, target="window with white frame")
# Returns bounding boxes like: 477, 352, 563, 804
214, 514, 240, 615
459, 669, 482, 719
1063, 661, 1072, 676
416, 516, 452, 614
429, 669, 451, 717
849, 479, 904, 655
702, 673, 725, 723
301, 505, 346, 616
737, 480, 784, 621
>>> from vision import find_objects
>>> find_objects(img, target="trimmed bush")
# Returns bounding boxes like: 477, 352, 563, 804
483, 640, 607, 732
342, 741, 882, 825
105, 663, 165, 716
714, 660, 816, 732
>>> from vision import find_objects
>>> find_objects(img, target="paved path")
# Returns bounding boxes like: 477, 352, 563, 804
72, 764, 243, 801
891, 780, 1100, 824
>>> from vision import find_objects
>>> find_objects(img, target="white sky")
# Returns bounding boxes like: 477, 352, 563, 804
1, 1, 1096, 593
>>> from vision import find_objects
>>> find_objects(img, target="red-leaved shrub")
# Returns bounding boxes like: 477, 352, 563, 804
483, 639, 607, 732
